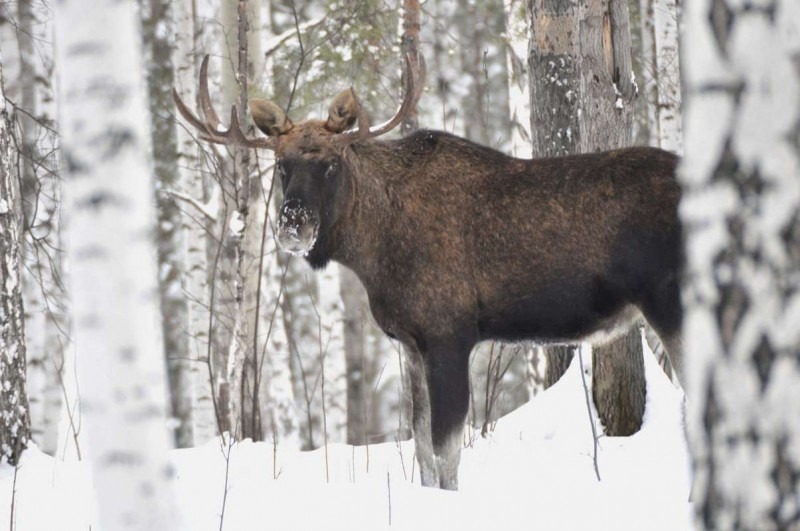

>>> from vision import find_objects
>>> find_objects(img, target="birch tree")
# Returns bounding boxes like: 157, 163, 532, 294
53, 0, 179, 527
681, 0, 800, 527
638, 0, 681, 154
527, 0, 645, 434
141, 0, 194, 449
0, 48, 32, 467
504, 0, 532, 158
173, 0, 218, 445
15, 0, 65, 455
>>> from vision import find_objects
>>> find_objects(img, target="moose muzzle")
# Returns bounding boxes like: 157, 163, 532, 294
277, 199, 319, 256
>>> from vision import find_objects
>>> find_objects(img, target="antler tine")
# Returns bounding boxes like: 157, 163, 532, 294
173, 88, 212, 134
335, 52, 425, 145
351, 90, 371, 137
173, 54, 277, 150
227, 105, 250, 145
199, 55, 222, 132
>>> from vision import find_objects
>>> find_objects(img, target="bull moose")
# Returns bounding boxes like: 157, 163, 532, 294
174, 53, 683, 490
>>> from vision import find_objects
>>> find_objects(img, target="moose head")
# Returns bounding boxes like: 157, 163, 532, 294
173, 55, 425, 267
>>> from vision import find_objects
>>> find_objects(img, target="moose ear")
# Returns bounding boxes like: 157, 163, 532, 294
249, 99, 293, 137
325, 88, 359, 133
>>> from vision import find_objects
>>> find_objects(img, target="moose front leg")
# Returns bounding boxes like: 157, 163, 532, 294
426, 345, 470, 491
405, 337, 471, 490
404, 345, 438, 487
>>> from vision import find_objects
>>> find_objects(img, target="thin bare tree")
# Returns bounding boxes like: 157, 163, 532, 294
0, 47, 32, 467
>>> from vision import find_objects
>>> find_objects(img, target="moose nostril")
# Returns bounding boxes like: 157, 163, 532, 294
280, 200, 315, 227
277, 200, 319, 256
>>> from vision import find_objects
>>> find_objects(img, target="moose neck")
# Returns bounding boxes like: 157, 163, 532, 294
329, 139, 410, 282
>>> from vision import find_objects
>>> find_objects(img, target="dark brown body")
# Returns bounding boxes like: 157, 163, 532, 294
328, 131, 681, 348
173, 69, 683, 490
288, 130, 683, 489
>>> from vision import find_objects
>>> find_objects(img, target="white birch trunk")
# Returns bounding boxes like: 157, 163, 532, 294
281, 262, 323, 450
251, 0, 301, 448
174, 0, 218, 446
639, 0, 682, 153
141, 0, 194, 449
53, 0, 179, 527
651, 0, 681, 154
638, 0, 660, 147
504, 0, 531, 158
259, 203, 300, 449
319, 263, 346, 442
681, 0, 800, 527
16, 0, 66, 456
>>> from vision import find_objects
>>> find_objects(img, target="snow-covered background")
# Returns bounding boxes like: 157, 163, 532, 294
0, 345, 692, 531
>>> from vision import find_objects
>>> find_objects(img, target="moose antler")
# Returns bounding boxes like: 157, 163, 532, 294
333, 52, 427, 146
172, 55, 277, 150
174, 53, 426, 149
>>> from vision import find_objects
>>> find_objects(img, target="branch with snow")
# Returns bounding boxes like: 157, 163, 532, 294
263, 17, 324, 59
160, 184, 219, 223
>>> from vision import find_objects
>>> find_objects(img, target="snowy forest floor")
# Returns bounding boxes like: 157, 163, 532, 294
1, 349, 693, 530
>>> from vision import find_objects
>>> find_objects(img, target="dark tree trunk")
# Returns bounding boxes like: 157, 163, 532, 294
528, 0, 645, 434
0, 55, 32, 466
580, 0, 645, 438
592, 327, 644, 435
527, 0, 581, 388
544, 345, 574, 388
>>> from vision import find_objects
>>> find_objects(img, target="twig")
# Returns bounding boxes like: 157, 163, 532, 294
395, 435, 408, 481
217, 432, 236, 531
272, 434, 282, 480
306, 284, 329, 483
160, 186, 219, 223
206, 198, 229, 434
285, 0, 306, 113
577, 347, 601, 482
387, 472, 392, 527
263, 17, 324, 58
9, 458, 20, 531
364, 362, 387, 474
251, 157, 282, 439
482, 342, 496, 437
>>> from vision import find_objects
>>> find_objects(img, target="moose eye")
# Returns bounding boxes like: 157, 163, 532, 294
275, 161, 288, 183
324, 162, 339, 179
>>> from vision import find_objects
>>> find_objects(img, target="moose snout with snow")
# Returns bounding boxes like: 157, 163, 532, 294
174, 54, 683, 490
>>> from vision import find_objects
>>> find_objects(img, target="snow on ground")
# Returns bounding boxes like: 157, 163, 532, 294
0, 350, 693, 530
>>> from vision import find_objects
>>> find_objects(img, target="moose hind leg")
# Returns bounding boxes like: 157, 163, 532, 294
405, 347, 438, 487
426, 344, 471, 491
641, 276, 685, 386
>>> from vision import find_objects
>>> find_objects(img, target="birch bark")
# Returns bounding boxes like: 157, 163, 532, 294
651, 0, 681, 154
173, 0, 218, 445
141, 0, 194, 449
0, 48, 32, 467
681, 0, 800, 527
53, 0, 179, 527
504, 0, 532, 158
16, 0, 65, 455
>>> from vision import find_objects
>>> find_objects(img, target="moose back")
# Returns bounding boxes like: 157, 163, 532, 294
174, 54, 682, 490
